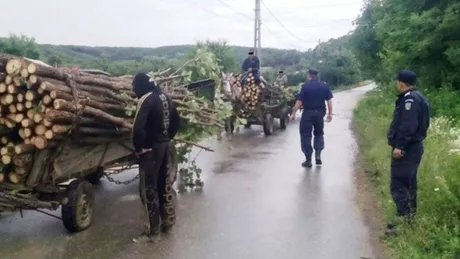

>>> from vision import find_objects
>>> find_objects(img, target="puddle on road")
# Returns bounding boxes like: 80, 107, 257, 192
117, 194, 139, 202
213, 150, 275, 174
212, 161, 234, 174
230, 150, 274, 160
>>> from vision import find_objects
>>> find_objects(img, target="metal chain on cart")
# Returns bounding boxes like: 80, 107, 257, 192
103, 163, 140, 185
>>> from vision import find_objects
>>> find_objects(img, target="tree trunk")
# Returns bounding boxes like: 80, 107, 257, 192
50, 90, 126, 114
28, 62, 131, 91
53, 99, 132, 129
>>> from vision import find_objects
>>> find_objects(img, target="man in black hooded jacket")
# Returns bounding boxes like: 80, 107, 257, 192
131, 72, 181, 243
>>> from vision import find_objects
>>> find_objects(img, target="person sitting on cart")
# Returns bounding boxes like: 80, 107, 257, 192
275, 70, 288, 88
131, 72, 181, 243
240, 48, 261, 86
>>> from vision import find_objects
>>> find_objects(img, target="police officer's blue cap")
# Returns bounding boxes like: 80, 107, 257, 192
394, 70, 416, 86
308, 68, 319, 75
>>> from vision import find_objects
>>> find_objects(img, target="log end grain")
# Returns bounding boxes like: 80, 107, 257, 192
6, 59, 21, 75
33, 136, 47, 149
27, 63, 37, 74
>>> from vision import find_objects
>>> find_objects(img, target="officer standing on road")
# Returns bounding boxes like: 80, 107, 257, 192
131, 72, 181, 243
290, 68, 333, 167
386, 70, 430, 234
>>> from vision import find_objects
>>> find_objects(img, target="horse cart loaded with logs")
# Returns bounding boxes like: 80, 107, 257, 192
223, 71, 293, 136
0, 53, 227, 232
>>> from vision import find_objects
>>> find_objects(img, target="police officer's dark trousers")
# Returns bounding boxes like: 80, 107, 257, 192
299, 109, 325, 159
390, 142, 424, 221
138, 142, 177, 235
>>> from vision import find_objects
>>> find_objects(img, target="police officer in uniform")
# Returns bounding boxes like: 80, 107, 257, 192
131, 72, 181, 243
290, 68, 333, 167
386, 70, 430, 234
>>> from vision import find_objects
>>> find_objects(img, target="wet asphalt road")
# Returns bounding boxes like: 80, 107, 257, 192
0, 84, 377, 259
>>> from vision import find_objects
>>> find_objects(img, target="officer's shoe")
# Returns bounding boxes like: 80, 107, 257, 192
315, 156, 322, 165
384, 223, 398, 237
302, 159, 313, 168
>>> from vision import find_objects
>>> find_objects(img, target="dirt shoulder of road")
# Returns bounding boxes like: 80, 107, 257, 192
350, 120, 392, 259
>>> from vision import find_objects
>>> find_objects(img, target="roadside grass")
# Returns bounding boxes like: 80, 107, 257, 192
353, 88, 460, 259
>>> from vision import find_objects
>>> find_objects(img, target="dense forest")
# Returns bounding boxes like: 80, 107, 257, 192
350, 0, 460, 117
0, 34, 364, 88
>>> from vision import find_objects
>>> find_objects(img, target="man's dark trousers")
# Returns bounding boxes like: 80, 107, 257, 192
390, 142, 424, 220
138, 142, 176, 235
299, 109, 325, 160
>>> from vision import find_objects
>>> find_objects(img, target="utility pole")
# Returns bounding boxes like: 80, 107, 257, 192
254, 0, 262, 66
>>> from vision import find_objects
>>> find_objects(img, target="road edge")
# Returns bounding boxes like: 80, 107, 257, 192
350, 116, 392, 259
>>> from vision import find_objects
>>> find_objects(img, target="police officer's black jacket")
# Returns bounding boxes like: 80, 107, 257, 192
241, 55, 260, 72
387, 89, 430, 150
132, 92, 180, 153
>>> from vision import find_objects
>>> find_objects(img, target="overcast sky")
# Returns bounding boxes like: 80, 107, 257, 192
0, 0, 363, 51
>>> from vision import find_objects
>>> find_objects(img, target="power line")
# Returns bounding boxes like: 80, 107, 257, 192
273, 2, 362, 10
179, 0, 323, 49
280, 2, 363, 10
295, 20, 354, 28
215, 0, 253, 21
181, 0, 249, 23
261, 23, 300, 49
213, 0, 303, 49
260, 0, 311, 44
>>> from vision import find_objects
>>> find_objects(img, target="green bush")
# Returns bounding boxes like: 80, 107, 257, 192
354, 88, 460, 259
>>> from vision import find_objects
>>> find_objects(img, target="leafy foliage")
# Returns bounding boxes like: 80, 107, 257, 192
0, 35, 364, 88
0, 34, 40, 59
350, 0, 460, 258
350, 0, 460, 94
164, 46, 232, 190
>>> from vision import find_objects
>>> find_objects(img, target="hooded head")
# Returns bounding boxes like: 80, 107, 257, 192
132, 72, 162, 98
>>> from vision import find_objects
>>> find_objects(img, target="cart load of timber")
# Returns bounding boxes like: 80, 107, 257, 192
0, 53, 228, 232
283, 85, 301, 112
227, 71, 294, 135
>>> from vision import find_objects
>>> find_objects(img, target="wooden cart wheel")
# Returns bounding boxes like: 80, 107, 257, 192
62, 180, 95, 233
280, 106, 290, 130
263, 114, 274, 136
280, 114, 289, 129
84, 167, 104, 185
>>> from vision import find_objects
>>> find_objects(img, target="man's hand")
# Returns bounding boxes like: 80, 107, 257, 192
326, 114, 332, 122
290, 113, 296, 121
135, 148, 152, 157
392, 148, 404, 159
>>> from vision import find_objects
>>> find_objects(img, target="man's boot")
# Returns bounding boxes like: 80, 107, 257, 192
302, 157, 312, 168
133, 231, 161, 243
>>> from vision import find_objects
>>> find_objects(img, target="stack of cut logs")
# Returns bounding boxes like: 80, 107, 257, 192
239, 72, 283, 118
0, 53, 223, 185
240, 72, 261, 115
